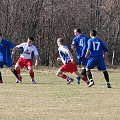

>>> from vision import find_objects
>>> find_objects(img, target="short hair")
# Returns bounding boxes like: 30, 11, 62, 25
57, 38, 64, 44
0, 32, 2, 36
90, 30, 97, 36
28, 36, 34, 41
74, 28, 81, 33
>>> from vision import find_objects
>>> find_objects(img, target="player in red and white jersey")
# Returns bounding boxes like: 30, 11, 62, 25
13, 37, 39, 84
56, 38, 93, 87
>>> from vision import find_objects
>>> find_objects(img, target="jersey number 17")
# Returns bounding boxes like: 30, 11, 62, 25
93, 42, 100, 51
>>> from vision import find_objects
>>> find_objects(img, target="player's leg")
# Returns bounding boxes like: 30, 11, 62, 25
56, 68, 74, 85
5, 59, 22, 83
28, 66, 36, 84
74, 71, 91, 86
97, 57, 111, 88
81, 58, 88, 79
86, 57, 96, 84
14, 58, 24, 83
26, 59, 36, 84
103, 70, 111, 88
0, 62, 3, 83
86, 69, 94, 85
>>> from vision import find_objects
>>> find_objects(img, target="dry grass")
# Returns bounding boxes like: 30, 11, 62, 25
0, 67, 120, 120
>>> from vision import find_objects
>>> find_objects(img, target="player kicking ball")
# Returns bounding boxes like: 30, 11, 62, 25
56, 38, 93, 87
13, 37, 39, 84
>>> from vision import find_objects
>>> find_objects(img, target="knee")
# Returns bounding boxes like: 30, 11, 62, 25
28, 68, 33, 73
56, 71, 61, 77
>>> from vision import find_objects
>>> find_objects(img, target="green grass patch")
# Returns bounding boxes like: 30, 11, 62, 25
0, 68, 120, 120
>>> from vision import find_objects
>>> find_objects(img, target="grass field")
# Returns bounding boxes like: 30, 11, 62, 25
0, 67, 120, 120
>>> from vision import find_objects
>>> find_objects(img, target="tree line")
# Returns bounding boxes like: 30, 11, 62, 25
0, 0, 120, 66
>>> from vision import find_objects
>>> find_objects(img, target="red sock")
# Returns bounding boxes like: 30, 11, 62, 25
17, 69, 20, 74
29, 72, 34, 79
16, 69, 22, 80
61, 74, 67, 80
82, 76, 89, 83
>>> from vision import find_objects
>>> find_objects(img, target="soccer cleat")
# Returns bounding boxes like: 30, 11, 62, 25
31, 80, 36, 84
89, 79, 95, 85
107, 83, 112, 88
67, 78, 74, 85
88, 81, 94, 87
0, 80, 3, 83
76, 77, 81, 84
16, 79, 22, 83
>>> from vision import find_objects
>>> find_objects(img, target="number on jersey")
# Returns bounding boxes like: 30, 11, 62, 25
93, 42, 100, 51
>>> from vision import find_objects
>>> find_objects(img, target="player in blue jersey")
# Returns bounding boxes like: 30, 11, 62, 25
56, 38, 93, 87
71, 28, 88, 84
85, 30, 111, 88
0, 32, 21, 83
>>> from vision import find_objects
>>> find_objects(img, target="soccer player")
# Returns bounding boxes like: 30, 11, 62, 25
0, 32, 21, 83
14, 37, 39, 84
71, 28, 88, 84
56, 38, 93, 87
85, 30, 111, 88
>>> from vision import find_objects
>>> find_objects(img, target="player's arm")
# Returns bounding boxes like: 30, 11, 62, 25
11, 46, 20, 55
34, 55, 39, 67
85, 40, 91, 59
85, 49, 90, 59
71, 45, 76, 54
34, 47, 39, 67
81, 37, 88, 57
65, 49, 74, 62
71, 39, 76, 54
57, 57, 61, 61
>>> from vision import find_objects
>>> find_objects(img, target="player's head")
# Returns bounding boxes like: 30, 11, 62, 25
90, 30, 97, 37
57, 38, 64, 46
0, 32, 2, 37
27, 36, 34, 46
74, 28, 81, 36
0, 32, 2, 40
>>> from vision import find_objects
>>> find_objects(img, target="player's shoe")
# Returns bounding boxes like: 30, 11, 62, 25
0, 80, 3, 83
31, 80, 36, 84
89, 79, 95, 85
107, 83, 112, 88
16, 75, 22, 83
16, 79, 22, 83
67, 78, 74, 85
76, 77, 81, 84
88, 81, 94, 87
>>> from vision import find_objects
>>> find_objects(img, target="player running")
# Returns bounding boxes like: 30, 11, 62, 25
71, 28, 89, 84
0, 32, 20, 83
13, 37, 39, 84
56, 38, 93, 87
85, 30, 111, 88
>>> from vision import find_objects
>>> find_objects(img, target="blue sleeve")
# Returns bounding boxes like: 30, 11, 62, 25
101, 41, 108, 53
81, 37, 88, 57
71, 38, 77, 47
7, 40, 15, 48
87, 39, 92, 51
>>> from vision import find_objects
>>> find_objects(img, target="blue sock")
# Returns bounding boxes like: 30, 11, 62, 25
76, 77, 81, 84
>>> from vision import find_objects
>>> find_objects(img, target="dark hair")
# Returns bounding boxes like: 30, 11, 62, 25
74, 28, 81, 33
28, 36, 34, 41
90, 30, 97, 36
0, 32, 2, 36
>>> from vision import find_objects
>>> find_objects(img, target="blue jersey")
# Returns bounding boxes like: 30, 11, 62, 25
0, 39, 14, 62
87, 37, 108, 57
71, 34, 88, 58
58, 45, 73, 64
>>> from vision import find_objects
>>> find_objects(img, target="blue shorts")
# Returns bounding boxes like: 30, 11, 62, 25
77, 57, 88, 66
0, 60, 13, 68
86, 56, 106, 70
